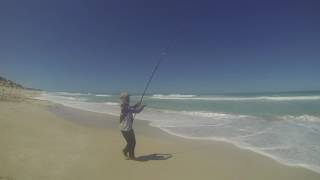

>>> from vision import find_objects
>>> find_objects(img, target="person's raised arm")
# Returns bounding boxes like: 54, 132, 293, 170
128, 104, 146, 113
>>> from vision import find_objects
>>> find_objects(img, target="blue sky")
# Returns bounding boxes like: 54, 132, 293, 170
0, 0, 319, 94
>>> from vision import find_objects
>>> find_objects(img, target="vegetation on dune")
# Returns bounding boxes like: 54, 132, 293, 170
0, 76, 24, 89
0, 76, 39, 101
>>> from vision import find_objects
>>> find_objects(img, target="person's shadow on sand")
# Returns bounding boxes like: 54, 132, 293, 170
135, 153, 172, 162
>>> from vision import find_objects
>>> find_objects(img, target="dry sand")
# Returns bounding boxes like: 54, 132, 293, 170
1, 99, 320, 180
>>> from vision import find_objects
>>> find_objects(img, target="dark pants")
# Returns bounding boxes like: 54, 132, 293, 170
121, 129, 136, 159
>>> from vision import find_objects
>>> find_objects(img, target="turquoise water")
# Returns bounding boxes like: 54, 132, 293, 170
86, 91, 320, 114
36, 91, 320, 173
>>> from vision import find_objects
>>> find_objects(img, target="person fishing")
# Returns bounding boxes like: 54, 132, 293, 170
119, 92, 146, 160
119, 47, 165, 160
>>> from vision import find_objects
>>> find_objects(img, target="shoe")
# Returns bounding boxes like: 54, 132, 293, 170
128, 156, 135, 160
122, 149, 128, 158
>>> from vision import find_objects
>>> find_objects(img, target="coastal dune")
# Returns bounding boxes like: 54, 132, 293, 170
1, 99, 320, 180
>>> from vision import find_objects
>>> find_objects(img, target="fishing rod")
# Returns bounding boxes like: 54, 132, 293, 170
139, 49, 168, 104
133, 23, 184, 118
133, 47, 168, 119
135, 22, 186, 106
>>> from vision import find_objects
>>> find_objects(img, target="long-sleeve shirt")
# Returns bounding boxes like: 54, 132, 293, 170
120, 103, 145, 131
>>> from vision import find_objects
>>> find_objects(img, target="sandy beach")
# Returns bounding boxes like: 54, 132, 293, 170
0, 95, 319, 180
1, 0, 319, 179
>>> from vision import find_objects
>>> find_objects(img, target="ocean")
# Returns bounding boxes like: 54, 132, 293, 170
35, 91, 320, 173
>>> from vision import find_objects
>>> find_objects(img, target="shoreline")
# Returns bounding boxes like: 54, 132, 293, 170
47, 101, 320, 176
1, 99, 320, 179
48, 101, 320, 175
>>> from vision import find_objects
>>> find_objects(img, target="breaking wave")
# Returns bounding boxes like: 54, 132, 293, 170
280, 115, 320, 122
95, 94, 111, 97
152, 94, 197, 98
151, 95, 320, 101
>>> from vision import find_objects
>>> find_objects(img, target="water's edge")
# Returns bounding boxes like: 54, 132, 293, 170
34, 92, 320, 174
